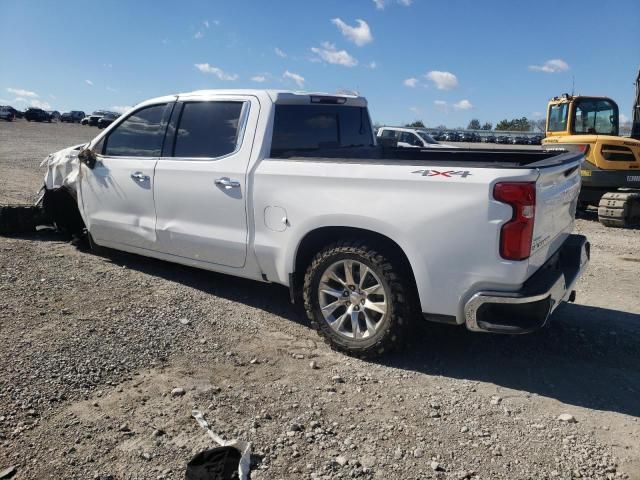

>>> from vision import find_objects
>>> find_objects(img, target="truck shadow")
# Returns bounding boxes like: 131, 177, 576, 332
394, 303, 640, 418
64, 243, 640, 419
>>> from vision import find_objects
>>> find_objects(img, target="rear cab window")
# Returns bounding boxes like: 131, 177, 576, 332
270, 104, 374, 157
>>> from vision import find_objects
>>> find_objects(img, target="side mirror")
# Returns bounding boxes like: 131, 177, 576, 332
78, 148, 97, 169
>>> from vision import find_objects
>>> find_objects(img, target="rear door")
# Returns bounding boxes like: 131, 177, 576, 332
79, 102, 173, 250
153, 95, 259, 267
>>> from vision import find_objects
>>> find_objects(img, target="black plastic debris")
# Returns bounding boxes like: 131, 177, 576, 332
186, 446, 242, 480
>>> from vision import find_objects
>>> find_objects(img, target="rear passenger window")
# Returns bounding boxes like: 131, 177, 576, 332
104, 104, 169, 157
173, 102, 245, 158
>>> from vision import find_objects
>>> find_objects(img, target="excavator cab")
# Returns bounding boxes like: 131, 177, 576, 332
543, 86, 640, 227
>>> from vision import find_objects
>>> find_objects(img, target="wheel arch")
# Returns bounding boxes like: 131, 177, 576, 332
290, 226, 419, 306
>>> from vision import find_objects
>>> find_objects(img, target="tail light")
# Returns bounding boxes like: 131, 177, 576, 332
494, 182, 536, 260
575, 144, 590, 155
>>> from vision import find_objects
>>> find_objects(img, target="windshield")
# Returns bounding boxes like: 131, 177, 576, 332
572, 98, 618, 135
547, 103, 569, 132
416, 131, 439, 144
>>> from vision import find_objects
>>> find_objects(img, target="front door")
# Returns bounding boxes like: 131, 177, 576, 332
79, 102, 173, 250
153, 95, 259, 268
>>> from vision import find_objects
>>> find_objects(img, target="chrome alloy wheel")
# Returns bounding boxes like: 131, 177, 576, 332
317, 259, 388, 340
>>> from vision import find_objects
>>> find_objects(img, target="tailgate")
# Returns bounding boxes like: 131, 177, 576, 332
527, 158, 582, 276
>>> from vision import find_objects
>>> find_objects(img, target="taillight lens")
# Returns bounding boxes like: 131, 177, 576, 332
494, 182, 536, 261
575, 144, 590, 155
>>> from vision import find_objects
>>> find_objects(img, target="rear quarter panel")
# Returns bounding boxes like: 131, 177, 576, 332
252, 159, 539, 321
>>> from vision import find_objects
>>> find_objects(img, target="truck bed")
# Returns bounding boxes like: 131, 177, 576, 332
271, 146, 583, 169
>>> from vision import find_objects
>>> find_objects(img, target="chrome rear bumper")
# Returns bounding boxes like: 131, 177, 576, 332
464, 234, 589, 334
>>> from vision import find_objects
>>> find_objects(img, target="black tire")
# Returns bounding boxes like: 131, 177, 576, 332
303, 240, 412, 358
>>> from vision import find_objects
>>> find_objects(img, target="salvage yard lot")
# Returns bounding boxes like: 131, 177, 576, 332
1, 120, 639, 479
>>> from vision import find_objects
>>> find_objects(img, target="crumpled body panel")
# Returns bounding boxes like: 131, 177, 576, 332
40, 143, 86, 196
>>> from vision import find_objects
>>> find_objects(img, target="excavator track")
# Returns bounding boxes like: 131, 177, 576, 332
597, 191, 640, 228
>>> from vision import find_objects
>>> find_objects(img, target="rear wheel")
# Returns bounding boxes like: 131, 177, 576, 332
303, 240, 411, 358
598, 191, 640, 228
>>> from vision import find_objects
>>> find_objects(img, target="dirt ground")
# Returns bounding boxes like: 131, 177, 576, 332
0, 120, 639, 480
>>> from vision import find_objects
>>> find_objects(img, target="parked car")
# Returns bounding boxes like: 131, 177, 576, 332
377, 127, 455, 148
0, 106, 16, 121
61, 111, 86, 123
482, 135, 496, 143
495, 135, 511, 144
24, 108, 52, 122
47, 111, 61, 121
459, 131, 481, 143
97, 112, 120, 129
429, 130, 444, 141
441, 131, 460, 142
528, 135, 543, 145
40, 89, 588, 358
87, 110, 109, 126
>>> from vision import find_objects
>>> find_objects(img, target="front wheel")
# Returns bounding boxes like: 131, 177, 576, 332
303, 241, 411, 358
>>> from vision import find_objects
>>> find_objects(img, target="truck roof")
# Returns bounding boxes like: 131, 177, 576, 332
135, 89, 367, 111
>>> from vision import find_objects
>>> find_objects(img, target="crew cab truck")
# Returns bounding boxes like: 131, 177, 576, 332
40, 89, 589, 357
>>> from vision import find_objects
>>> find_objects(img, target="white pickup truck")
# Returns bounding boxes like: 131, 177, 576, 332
40, 89, 589, 357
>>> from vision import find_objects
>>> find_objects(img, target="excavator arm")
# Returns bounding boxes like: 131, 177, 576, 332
632, 67, 640, 140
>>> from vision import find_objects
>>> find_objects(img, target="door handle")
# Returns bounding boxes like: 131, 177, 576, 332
215, 177, 241, 189
131, 172, 150, 182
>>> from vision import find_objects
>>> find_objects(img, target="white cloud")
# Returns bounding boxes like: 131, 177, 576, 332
311, 42, 358, 67
453, 99, 473, 110
374, 0, 412, 8
368, 61, 377, 69
49, 94, 57, 99
331, 18, 373, 47
7, 87, 38, 98
336, 88, 359, 95
404, 77, 418, 88
106, 86, 117, 93
409, 106, 423, 115
194, 63, 239, 80
434, 100, 448, 113
532, 111, 544, 119
203, 20, 210, 28
85, 79, 94, 86
30, 99, 51, 110
275, 47, 287, 58
251, 75, 267, 82
110, 105, 132, 114
194, 31, 204, 39
424, 71, 458, 90
283, 70, 305, 88
103, 63, 113, 68
620, 113, 630, 124
14, 97, 28, 103
528, 59, 569, 73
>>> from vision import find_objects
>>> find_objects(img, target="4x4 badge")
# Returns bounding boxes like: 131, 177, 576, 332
412, 169, 472, 178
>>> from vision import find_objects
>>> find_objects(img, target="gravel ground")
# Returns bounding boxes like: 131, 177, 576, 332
0, 120, 639, 480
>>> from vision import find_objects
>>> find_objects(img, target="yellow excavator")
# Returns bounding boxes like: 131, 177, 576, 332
543, 69, 640, 227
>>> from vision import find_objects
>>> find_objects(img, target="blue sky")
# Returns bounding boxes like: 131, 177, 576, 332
1, 0, 638, 128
